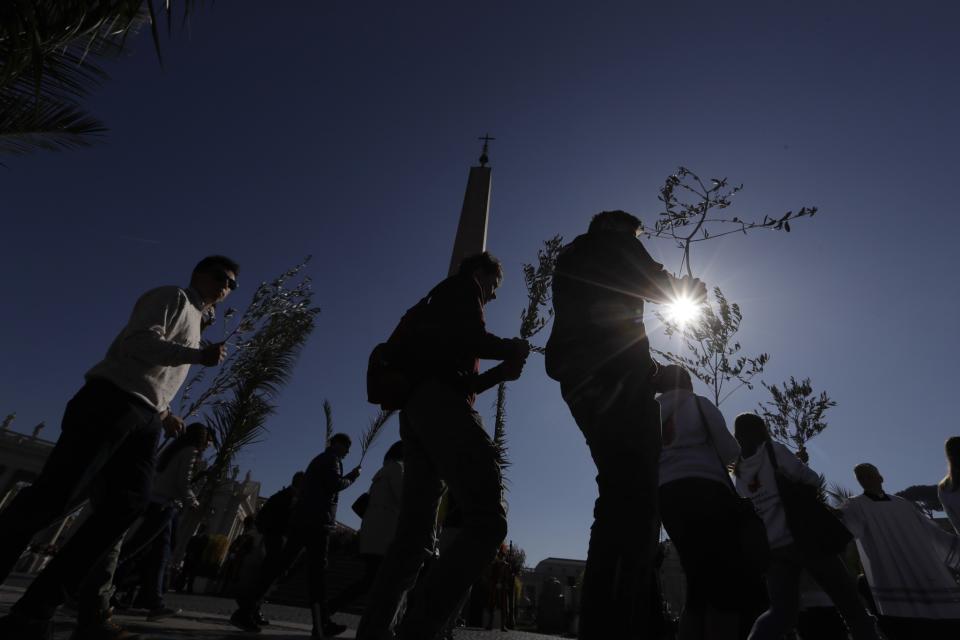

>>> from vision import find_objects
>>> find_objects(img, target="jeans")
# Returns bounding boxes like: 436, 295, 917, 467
115, 502, 177, 608
357, 379, 508, 640
78, 534, 124, 620
0, 380, 161, 620
749, 545, 880, 640
562, 368, 662, 640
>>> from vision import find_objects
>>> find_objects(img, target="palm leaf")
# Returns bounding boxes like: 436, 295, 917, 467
0, 96, 105, 154
207, 384, 273, 464
493, 382, 510, 475
0, 1, 202, 154
827, 482, 855, 507
359, 409, 396, 465
323, 399, 333, 446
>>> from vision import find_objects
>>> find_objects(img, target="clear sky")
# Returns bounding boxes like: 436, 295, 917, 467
2, 1, 959, 566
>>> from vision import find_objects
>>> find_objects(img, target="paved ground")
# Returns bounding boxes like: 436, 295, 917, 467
1, 576, 566, 640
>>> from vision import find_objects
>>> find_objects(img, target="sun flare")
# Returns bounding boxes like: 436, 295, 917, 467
665, 295, 701, 327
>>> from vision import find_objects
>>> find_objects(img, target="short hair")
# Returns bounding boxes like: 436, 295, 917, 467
854, 463, 878, 483
946, 436, 960, 462
184, 422, 210, 449
329, 432, 352, 447
384, 440, 404, 464
193, 255, 240, 277
588, 210, 642, 234
458, 252, 503, 279
733, 413, 768, 441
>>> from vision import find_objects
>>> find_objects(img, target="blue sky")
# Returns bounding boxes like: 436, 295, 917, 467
2, 1, 959, 565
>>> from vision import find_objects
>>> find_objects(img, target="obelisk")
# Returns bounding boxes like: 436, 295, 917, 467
447, 135, 494, 276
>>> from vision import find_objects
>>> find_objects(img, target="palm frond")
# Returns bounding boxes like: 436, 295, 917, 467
359, 409, 396, 464
323, 399, 333, 446
0, 1, 142, 86
0, 96, 105, 154
205, 382, 274, 477
827, 482, 855, 508
0, 1, 203, 155
493, 382, 510, 475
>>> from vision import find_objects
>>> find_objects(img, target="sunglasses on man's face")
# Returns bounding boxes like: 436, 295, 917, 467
213, 271, 238, 290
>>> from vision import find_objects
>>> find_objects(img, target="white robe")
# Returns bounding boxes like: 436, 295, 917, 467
938, 482, 960, 535
840, 493, 960, 619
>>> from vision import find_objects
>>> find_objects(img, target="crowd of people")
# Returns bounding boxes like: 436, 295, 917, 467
1, 212, 959, 640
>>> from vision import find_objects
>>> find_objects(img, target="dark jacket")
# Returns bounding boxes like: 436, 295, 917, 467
392, 273, 515, 406
256, 485, 297, 536
545, 230, 674, 389
292, 449, 355, 530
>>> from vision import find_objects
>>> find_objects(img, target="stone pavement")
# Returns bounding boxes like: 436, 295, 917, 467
1, 578, 566, 640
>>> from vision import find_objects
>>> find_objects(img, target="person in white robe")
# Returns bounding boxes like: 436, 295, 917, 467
938, 437, 960, 535
840, 463, 960, 637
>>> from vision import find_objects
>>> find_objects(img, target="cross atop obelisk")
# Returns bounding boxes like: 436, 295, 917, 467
477, 133, 495, 167
448, 136, 494, 276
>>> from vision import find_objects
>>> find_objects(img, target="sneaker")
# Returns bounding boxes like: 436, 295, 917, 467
145, 606, 181, 621
254, 609, 270, 626
230, 609, 262, 632
69, 617, 141, 640
0, 614, 52, 640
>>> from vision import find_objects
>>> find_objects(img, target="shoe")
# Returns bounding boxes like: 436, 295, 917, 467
70, 618, 141, 640
229, 609, 262, 632
0, 613, 52, 640
145, 606, 181, 621
254, 609, 270, 626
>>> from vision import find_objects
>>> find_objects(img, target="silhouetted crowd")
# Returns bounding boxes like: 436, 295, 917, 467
1, 213, 959, 640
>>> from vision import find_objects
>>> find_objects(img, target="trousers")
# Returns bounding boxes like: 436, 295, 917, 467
562, 368, 662, 640
357, 379, 508, 640
0, 379, 160, 620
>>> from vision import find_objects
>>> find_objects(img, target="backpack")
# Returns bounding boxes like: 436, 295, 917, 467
255, 487, 293, 535
367, 288, 442, 410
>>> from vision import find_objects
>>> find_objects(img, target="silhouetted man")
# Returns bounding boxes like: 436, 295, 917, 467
0, 255, 237, 640
180, 523, 210, 594
256, 471, 305, 571
250, 470, 305, 626
232, 433, 360, 637
545, 210, 704, 639
357, 252, 530, 640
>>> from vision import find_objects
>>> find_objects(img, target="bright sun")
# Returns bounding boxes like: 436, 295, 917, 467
665, 295, 701, 327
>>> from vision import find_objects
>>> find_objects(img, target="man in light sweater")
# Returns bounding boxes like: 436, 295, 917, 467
0, 255, 238, 640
